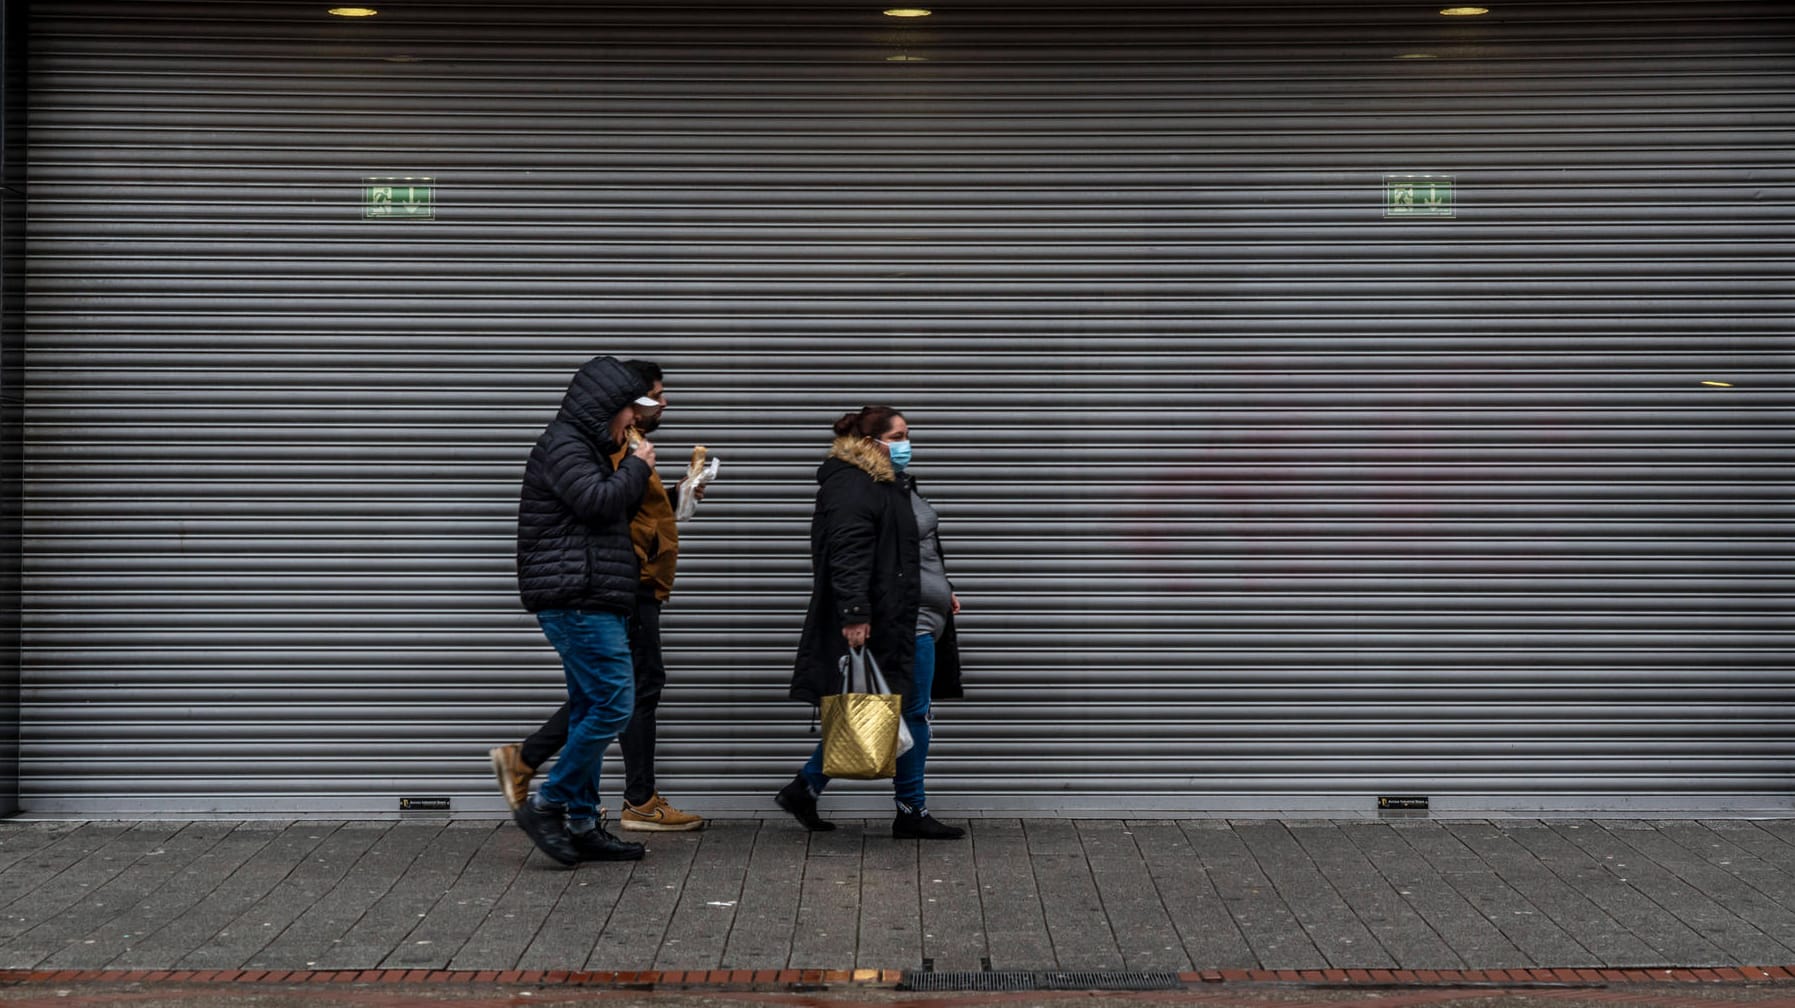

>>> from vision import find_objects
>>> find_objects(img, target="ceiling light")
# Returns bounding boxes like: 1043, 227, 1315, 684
1439, 6, 1489, 15
884, 8, 933, 17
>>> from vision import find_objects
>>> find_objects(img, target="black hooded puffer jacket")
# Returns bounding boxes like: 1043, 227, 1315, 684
515, 356, 652, 615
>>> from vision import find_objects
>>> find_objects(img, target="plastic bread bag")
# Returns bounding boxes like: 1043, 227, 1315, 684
675, 444, 719, 522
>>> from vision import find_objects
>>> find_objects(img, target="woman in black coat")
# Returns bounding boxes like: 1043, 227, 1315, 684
777, 406, 965, 840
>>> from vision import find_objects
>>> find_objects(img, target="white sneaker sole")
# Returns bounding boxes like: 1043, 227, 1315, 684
619, 817, 706, 832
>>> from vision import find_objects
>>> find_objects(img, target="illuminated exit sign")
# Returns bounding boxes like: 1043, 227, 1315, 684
1384, 174, 1455, 218
364, 177, 434, 220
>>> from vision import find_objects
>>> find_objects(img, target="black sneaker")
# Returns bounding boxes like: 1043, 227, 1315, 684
513, 799, 579, 866
893, 811, 965, 840
775, 775, 834, 832
570, 824, 646, 862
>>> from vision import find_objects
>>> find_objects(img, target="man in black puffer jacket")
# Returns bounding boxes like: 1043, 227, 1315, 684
512, 355, 660, 867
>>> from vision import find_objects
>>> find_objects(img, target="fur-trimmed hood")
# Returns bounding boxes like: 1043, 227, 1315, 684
826, 435, 895, 483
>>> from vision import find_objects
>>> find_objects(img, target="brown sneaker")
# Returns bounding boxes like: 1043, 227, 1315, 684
489, 744, 533, 809
620, 793, 706, 832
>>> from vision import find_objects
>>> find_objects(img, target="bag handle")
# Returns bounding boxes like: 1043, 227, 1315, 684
840, 645, 895, 695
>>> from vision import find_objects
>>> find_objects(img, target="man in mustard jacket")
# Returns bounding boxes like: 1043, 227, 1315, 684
493, 359, 706, 833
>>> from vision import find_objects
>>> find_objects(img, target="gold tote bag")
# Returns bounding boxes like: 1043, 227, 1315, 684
820, 646, 911, 780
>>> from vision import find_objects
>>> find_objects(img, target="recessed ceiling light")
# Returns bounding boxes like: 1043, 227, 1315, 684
884, 8, 933, 17
328, 6, 379, 16
1440, 6, 1489, 15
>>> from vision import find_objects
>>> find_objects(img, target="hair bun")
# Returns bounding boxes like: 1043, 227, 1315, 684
832, 412, 860, 437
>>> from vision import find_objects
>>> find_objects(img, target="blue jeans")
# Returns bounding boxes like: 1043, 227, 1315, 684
533, 609, 635, 830
803, 633, 935, 812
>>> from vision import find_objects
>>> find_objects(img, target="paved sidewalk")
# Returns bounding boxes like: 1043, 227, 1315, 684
3, 817, 1794, 977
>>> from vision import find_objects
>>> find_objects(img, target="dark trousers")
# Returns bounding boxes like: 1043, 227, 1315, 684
521, 596, 666, 807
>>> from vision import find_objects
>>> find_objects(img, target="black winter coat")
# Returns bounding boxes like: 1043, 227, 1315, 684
516, 356, 653, 615
790, 437, 964, 705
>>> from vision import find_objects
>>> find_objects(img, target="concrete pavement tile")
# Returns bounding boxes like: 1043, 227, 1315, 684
1187, 819, 1325, 970
1514, 820, 1728, 966
1235, 820, 1392, 970
119, 822, 334, 970
854, 827, 923, 970
313, 821, 489, 970
1583, 821, 1795, 964
1434, 821, 1600, 966
1344, 820, 1530, 968
0, 823, 81, 874
969, 818, 1054, 970
718, 821, 806, 968
1294, 821, 1461, 970
35, 823, 270, 970
244, 821, 447, 970
1133, 821, 1256, 969
210, 823, 381, 970
653, 822, 756, 971
0, 823, 181, 941
453, 830, 583, 971
584, 830, 702, 970
382, 822, 524, 969
787, 828, 862, 969
916, 817, 985, 972
1075, 820, 1190, 972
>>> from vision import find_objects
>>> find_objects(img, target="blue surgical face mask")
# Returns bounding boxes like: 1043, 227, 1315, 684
884, 438, 912, 470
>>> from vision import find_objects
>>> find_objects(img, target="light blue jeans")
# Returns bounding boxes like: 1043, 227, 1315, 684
533, 609, 636, 831
803, 632, 935, 812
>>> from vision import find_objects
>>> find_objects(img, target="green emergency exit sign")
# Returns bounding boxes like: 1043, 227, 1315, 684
364, 177, 434, 220
1383, 173, 1455, 218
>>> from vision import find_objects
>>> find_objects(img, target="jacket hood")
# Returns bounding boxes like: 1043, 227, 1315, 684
823, 435, 895, 484
555, 356, 649, 445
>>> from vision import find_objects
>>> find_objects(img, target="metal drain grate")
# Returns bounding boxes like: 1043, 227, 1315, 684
899, 970, 1185, 992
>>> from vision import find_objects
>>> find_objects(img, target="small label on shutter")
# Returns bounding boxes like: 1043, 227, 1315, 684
399, 796, 452, 812
1378, 795, 1429, 810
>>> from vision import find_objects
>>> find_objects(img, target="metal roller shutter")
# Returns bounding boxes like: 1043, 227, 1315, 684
20, 0, 1794, 815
